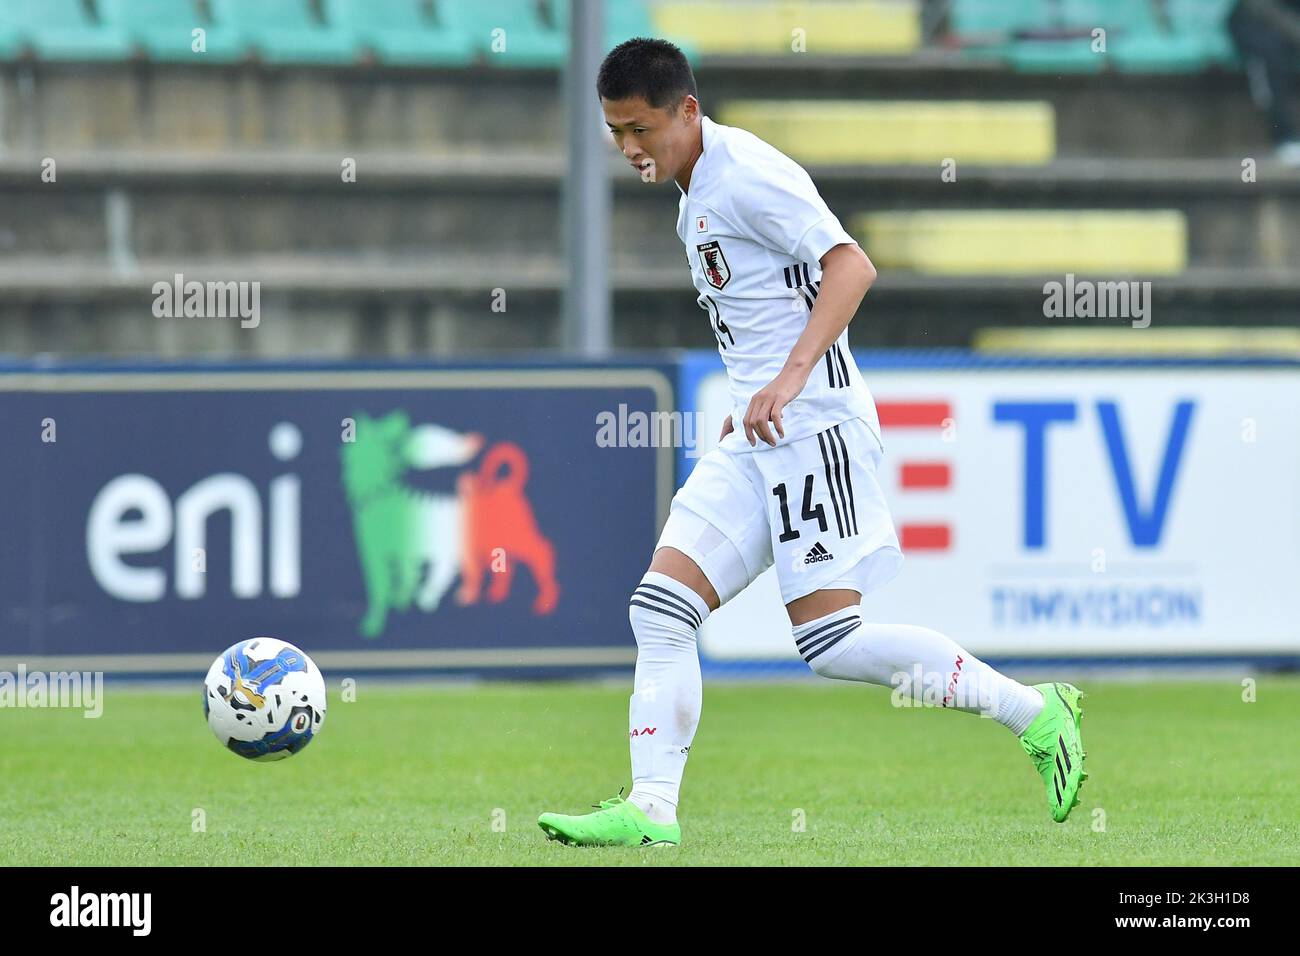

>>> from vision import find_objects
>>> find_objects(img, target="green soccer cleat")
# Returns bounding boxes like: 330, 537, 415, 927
538, 793, 681, 847
1019, 682, 1089, 823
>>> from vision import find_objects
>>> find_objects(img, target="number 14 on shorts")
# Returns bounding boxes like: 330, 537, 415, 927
771, 473, 829, 543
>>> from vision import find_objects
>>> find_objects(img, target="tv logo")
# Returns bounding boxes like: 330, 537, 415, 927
878, 396, 1196, 555
994, 399, 1195, 548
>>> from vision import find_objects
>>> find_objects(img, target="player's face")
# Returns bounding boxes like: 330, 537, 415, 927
602, 94, 698, 185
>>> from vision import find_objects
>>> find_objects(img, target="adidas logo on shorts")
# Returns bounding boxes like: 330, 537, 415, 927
804, 542, 834, 564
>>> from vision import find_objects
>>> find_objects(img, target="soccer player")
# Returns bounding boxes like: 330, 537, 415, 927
538, 39, 1087, 847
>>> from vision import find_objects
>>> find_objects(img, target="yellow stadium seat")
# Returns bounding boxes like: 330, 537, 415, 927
974, 328, 1300, 356
718, 100, 1055, 165
653, 1, 921, 56
853, 211, 1188, 275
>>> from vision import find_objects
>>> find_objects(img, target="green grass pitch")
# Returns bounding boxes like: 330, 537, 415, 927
2, 678, 1296, 866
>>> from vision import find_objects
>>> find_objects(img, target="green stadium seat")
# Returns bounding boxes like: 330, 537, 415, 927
209, 0, 358, 64
1086, 0, 1196, 71
949, 0, 1056, 34
324, 0, 476, 65
965, 0, 1238, 74
949, 0, 1056, 63
1007, 38, 1107, 72
438, 0, 566, 66
1167, 0, 1240, 66
1073, 0, 1223, 72
0, 0, 133, 61
0, 26, 22, 60
953, 0, 1114, 72
98, 0, 247, 63
1111, 36, 1213, 72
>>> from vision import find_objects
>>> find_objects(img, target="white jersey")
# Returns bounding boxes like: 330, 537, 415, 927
676, 115, 882, 452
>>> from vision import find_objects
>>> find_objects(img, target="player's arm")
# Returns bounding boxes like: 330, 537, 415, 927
742, 242, 876, 446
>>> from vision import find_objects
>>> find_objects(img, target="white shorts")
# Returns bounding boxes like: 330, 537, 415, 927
657, 417, 904, 606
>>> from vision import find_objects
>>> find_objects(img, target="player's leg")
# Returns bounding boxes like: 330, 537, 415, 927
538, 539, 725, 847
538, 449, 770, 846
788, 577, 1087, 821
762, 419, 1043, 727
620, 539, 726, 828
788, 572, 1045, 733
622, 448, 772, 832
769, 420, 1086, 821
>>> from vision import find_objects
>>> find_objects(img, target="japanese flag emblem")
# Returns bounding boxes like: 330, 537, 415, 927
696, 240, 731, 290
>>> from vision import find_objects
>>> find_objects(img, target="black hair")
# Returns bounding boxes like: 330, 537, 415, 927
596, 37, 697, 111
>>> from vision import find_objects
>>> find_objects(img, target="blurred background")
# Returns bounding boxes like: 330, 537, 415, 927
0, 0, 1297, 681
1, 0, 1298, 356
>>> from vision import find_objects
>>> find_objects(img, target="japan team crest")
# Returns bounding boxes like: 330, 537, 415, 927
696, 240, 731, 290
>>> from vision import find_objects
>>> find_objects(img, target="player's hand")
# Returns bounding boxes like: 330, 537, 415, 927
719, 415, 734, 441
743, 368, 808, 447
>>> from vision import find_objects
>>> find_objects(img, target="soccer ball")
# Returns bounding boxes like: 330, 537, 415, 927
203, 638, 327, 761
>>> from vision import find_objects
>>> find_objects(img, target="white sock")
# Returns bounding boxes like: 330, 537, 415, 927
625, 572, 710, 825
793, 608, 1044, 735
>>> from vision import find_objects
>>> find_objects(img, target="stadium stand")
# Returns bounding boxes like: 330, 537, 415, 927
0, 0, 1296, 357
0, 1, 1255, 69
